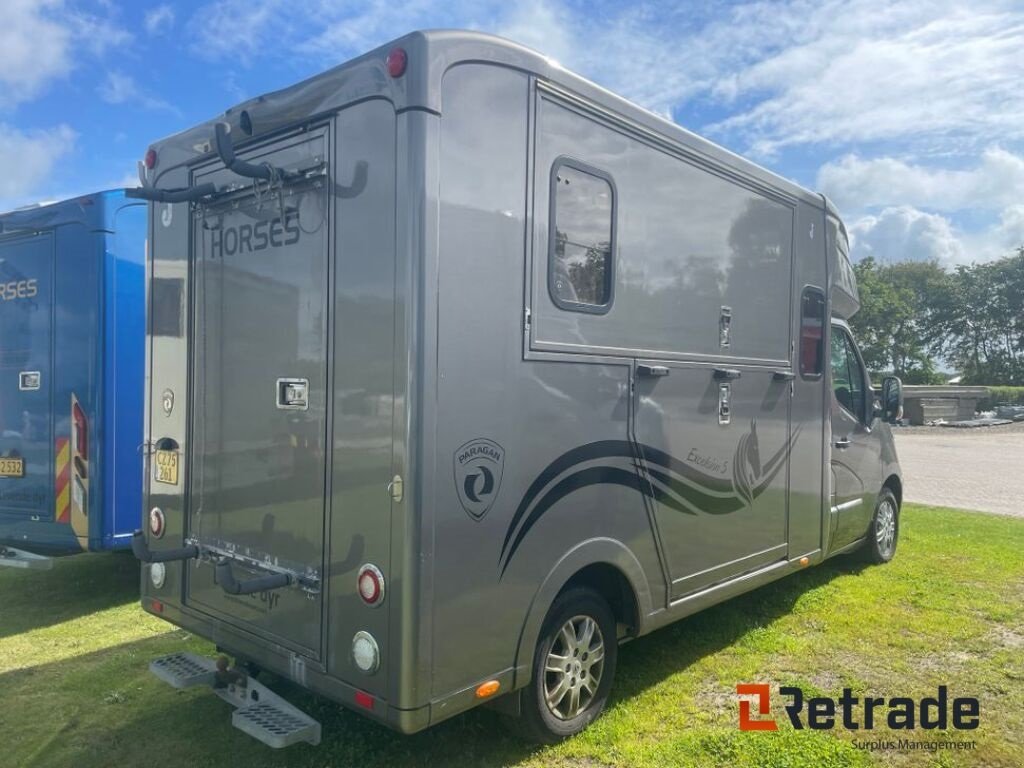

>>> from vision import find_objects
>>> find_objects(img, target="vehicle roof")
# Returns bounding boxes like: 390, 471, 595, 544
145, 30, 824, 209
0, 189, 126, 235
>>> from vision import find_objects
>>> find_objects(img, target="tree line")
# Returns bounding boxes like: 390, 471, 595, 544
849, 248, 1024, 385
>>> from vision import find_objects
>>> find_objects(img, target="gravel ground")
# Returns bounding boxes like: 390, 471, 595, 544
893, 419, 1024, 517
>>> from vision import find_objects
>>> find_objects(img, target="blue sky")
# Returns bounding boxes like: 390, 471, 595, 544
2, 0, 1023, 264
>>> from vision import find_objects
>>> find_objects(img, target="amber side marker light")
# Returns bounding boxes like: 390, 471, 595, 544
475, 680, 501, 699
799, 556, 810, 567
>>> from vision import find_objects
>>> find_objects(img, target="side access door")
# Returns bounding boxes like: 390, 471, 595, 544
185, 127, 330, 659
633, 361, 794, 598
0, 234, 54, 531
828, 322, 880, 548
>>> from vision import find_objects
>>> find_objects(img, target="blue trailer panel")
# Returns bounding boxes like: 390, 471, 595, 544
0, 190, 145, 566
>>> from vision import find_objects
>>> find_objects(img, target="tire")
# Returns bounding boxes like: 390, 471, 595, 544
862, 487, 899, 563
511, 587, 618, 744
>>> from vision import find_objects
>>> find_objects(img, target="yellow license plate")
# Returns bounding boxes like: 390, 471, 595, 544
154, 450, 179, 485
0, 458, 24, 478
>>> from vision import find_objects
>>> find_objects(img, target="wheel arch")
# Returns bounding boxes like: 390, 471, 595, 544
882, 474, 902, 508
511, 537, 654, 689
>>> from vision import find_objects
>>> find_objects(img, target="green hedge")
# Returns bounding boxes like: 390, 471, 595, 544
979, 386, 1024, 410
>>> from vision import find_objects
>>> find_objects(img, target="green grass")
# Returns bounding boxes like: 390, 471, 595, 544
2, 504, 1022, 768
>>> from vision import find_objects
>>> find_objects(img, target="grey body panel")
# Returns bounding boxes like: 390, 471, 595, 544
138, 30, 900, 736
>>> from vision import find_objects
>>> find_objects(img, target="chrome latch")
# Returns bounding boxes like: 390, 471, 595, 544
718, 383, 732, 425
18, 371, 41, 391
276, 378, 309, 410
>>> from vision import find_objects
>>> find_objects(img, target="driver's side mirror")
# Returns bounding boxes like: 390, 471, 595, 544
881, 376, 903, 424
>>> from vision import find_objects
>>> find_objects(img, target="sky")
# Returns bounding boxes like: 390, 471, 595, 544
2, 0, 1023, 265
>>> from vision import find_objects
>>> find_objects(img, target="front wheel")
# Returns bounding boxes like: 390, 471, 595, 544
863, 488, 899, 563
512, 587, 617, 744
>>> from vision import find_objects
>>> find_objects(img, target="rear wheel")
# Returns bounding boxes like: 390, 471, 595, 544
512, 587, 617, 744
863, 488, 899, 563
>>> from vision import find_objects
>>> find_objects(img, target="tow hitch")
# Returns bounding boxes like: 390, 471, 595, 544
149, 652, 321, 748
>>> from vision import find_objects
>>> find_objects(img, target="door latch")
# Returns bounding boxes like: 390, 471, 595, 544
718, 383, 732, 425
276, 378, 309, 410
18, 371, 41, 391
719, 306, 732, 348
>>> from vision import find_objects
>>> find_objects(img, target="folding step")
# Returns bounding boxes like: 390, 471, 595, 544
0, 546, 53, 571
149, 652, 321, 748
150, 652, 217, 689
233, 700, 321, 749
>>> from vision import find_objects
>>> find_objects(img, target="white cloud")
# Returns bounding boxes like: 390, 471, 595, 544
145, 5, 175, 35
849, 206, 966, 265
0, 124, 77, 203
0, 1, 129, 107
705, 2, 1024, 157
818, 147, 1024, 213
98, 71, 178, 114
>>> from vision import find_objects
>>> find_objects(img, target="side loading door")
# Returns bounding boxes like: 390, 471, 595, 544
632, 361, 795, 599
828, 322, 880, 548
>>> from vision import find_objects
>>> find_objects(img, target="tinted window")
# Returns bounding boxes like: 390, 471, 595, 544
550, 160, 614, 311
151, 277, 183, 337
799, 288, 825, 377
831, 328, 866, 419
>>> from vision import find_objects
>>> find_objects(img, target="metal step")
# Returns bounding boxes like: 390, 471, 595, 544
0, 546, 54, 570
150, 652, 217, 688
149, 652, 321, 748
233, 700, 321, 749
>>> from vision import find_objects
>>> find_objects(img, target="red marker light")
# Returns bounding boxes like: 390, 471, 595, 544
355, 690, 375, 710
144, 148, 157, 169
386, 48, 408, 78
150, 599, 164, 614
357, 564, 385, 606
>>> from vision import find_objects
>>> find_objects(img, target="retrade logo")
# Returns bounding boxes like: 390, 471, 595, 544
454, 438, 504, 521
737, 684, 980, 732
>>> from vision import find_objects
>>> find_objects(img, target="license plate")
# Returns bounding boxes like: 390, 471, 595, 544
154, 450, 179, 485
0, 458, 24, 478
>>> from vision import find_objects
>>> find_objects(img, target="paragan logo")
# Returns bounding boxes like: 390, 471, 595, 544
454, 438, 504, 521
737, 684, 980, 732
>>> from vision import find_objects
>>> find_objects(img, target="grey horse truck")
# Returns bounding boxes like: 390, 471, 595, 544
129, 30, 904, 747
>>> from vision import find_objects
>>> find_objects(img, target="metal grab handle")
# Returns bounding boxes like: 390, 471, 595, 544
772, 370, 795, 381
131, 530, 199, 563
834, 437, 852, 449
713, 368, 742, 381
637, 364, 670, 377
215, 558, 292, 595
127, 183, 218, 204
215, 123, 295, 183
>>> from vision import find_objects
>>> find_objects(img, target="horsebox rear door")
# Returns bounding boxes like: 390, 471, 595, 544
184, 127, 330, 659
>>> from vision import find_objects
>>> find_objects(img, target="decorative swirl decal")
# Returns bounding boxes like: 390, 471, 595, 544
498, 422, 801, 576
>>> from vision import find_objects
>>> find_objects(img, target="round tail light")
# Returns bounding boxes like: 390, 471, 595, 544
352, 631, 380, 673
357, 564, 385, 606
149, 507, 165, 538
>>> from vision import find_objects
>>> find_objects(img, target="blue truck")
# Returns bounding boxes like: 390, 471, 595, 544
0, 190, 145, 569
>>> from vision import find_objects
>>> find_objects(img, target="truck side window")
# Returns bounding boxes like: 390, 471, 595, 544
151, 277, 184, 337
830, 327, 866, 420
799, 287, 825, 377
549, 158, 615, 313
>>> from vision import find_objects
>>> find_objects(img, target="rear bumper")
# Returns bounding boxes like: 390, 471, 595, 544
140, 597, 433, 734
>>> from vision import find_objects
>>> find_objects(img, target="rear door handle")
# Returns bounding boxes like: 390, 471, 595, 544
834, 437, 851, 449
637, 364, 669, 377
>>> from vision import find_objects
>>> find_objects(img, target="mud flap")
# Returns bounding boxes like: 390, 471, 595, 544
149, 652, 321, 748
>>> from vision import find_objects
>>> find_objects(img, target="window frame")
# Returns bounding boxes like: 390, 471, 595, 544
798, 285, 826, 380
830, 322, 870, 424
547, 155, 617, 315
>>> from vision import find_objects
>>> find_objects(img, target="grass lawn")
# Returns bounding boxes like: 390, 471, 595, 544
1, 503, 1022, 768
